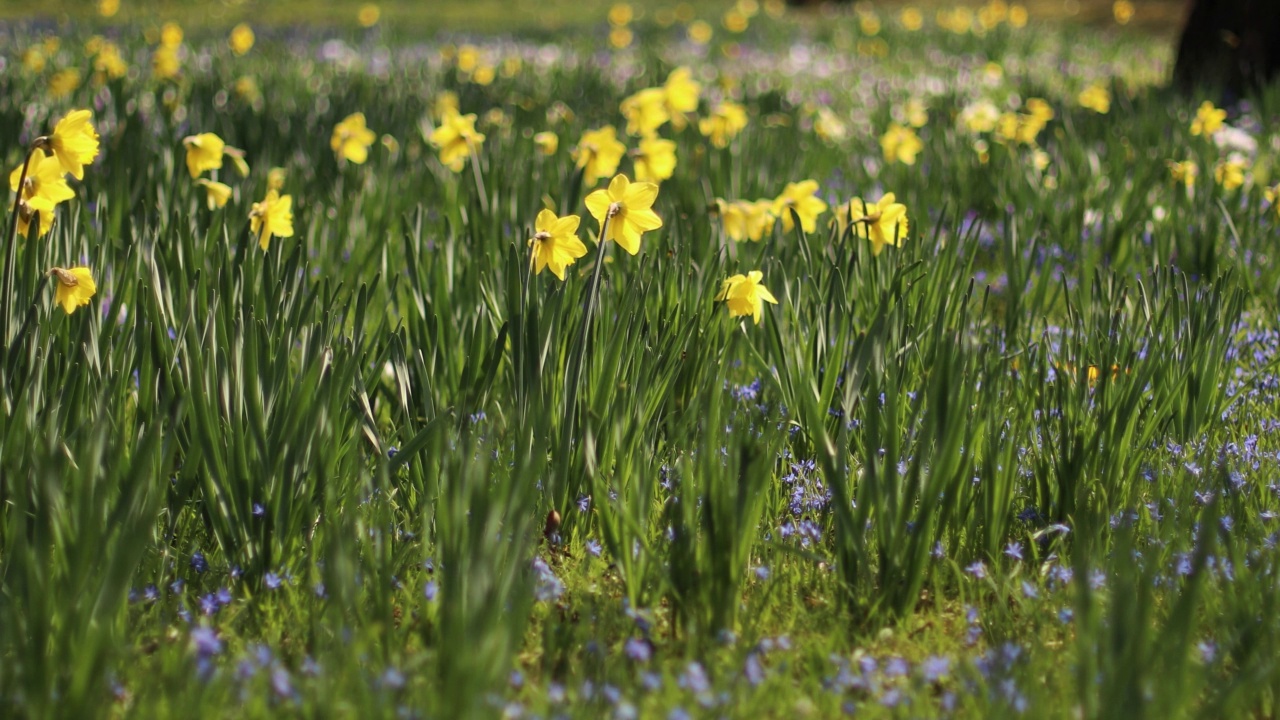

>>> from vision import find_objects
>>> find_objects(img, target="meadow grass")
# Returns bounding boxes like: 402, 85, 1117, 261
2, 1, 1280, 718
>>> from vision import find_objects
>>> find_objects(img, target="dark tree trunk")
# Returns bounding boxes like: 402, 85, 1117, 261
1173, 0, 1280, 94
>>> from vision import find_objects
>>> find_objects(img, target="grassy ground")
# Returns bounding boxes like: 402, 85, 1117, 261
2, 1, 1279, 718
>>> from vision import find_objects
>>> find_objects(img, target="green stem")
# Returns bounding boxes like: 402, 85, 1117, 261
555, 213, 611, 516
468, 141, 489, 215
2, 143, 43, 350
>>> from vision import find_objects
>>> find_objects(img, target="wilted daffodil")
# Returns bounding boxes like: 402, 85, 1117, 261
836, 193, 909, 256
332, 112, 377, 165
716, 270, 778, 325
183, 133, 225, 178
529, 209, 588, 281
197, 179, 232, 209
631, 136, 677, 183
621, 87, 670, 137
771, 180, 828, 234
881, 123, 923, 165
699, 101, 747, 149
584, 174, 663, 255
573, 126, 627, 185
10, 150, 77, 238
429, 108, 485, 172
41, 109, 100, 180
249, 189, 294, 251
1190, 101, 1225, 137
48, 266, 97, 315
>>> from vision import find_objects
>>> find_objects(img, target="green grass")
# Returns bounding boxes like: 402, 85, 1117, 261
2, 2, 1280, 718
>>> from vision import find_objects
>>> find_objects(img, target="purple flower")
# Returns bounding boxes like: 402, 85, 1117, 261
921, 655, 950, 683
744, 653, 765, 686
1004, 542, 1023, 561
265, 572, 283, 590
191, 626, 222, 657
190, 551, 208, 574
423, 581, 438, 601
624, 637, 652, 663
586, 539, 603, 557
966, 561, 988, 579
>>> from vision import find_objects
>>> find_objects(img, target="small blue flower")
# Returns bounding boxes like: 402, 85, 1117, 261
423, 581, 438, 601
190, 551, 208, 574
265, 572, 283, 590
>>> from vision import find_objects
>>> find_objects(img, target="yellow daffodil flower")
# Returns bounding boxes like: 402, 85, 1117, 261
429, 108, 485, 172
742, 200, 777, 241
717, 199, 747, 241
584, 174, 663, 255
358, 3, 381, 27
160, 22, 184, 49
533, 131, 559, 156
814, 107, 848, 143
249, 189, 294, 251
881, 123, 924, 165
229, 24, 255, 56
699, 101, 747, 149
183, 133, 225, 178
268, 167, 287, 191
573, 126, 627, 185
529, 209, 588, 281
1167, 160, 1197, 191
1190, 101, 1225, 137
664, 67, 701, 128
1214, 156, 1247, 191
48, 266, 97, 314
621, 87, 670, 137
958, 100, 1000, 134
197, 179, 232, 210
1077, 84, 1111, 114
631, 136, 677, 183
153, 45, 180, 80
836, 193, 909, 255
11, 149, 75, 236
332, 112, 377, 165
716, 270, 778, 325
49, 69, 82, 99
772, 180, 828, 234
43, 109, 100, 180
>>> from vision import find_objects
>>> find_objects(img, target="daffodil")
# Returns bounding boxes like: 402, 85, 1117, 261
663, 67, 701, 128
836, 194, 909, 255
249, 189, 294, 251
1167, 160, 1197, 191
48, 266, 97, 315
1024, 98, 1054, 124
881, 123, 923, 165
958, 100, 1000, 134
584, 174, 663, 255
620, 87, 670, 137
1214, 156, 1247, 191
528, 209, 588, 281
229, 23, 255, 56
183, 133, 225, 178
332, 112, 377, 165
771, 180, 828, 234
631, 136, 677, 183
267, 167, 287, 191
358, 3, 381, 27
1190, 101, 1225, 137
533, 131, 558, 156
43, 109, 100, 180
699, 101, 747, 149
573, 126, 627, 185
1077, 84, 1111, 114
225, 147, 250, 177
152, 45, 180, 80
10, 149, 76, 238
814, 107, 848, 143
741, 200, 777, 241
49, 69, 82, 99
717, 199, 747, 241
197, 179, 232, 209
92, 42, 128, 81
716, 270, 778, 325
429, 108, 485, 172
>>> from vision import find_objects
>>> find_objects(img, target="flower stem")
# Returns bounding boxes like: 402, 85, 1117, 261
555, 214, 611, 515
2, 144, 41, 349
468, 141, 489, 215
